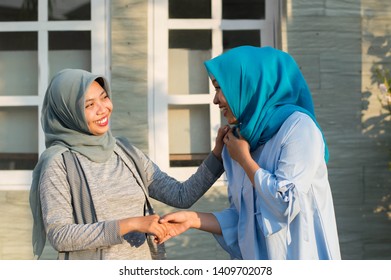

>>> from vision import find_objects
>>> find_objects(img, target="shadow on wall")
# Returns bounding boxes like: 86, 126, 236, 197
362, 33, 391, 221
362, 34, 391, 138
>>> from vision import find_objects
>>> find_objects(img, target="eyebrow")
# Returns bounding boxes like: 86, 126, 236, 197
85, 90, 107, 103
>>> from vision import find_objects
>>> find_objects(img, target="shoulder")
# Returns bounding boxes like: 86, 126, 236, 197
34, 146, 68, 177
279, 112, 322, 142
115, 137, 147, 158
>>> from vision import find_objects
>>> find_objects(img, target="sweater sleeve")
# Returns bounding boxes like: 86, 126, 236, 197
39, 155, 123, 252
142, 150, 224, 208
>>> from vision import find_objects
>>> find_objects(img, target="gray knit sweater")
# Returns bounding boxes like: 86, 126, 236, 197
39, 143, 224, 259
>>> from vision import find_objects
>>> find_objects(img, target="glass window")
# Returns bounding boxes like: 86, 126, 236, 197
0, 0, 38, 21
0, 106, 38, 170
168, 105, 211, 167
0, 32, 38, 96
49, 0, 91, 21
169, 30, 211, 95
49, 31, 91, 78
223, 0, 265, 19
223, 30, 261, 51
169, 0, 211, 19
152, 0, 278, 175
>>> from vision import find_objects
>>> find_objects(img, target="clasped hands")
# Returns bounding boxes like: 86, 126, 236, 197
143, 211, 193, 245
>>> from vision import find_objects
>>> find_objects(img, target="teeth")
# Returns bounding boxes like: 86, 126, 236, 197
96, 117, 107, 124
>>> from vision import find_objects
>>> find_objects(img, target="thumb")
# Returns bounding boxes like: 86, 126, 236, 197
235, 127, 245, 140
159, 213, 174, 223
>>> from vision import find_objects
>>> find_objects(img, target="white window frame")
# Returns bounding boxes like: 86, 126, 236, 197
149, 0, 280, 181
0, 0, 110, 190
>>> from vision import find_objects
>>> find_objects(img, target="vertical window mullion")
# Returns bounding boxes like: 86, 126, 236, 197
38, 29, 48, 155
91, 0, 107, 76
210, 0, 222, 152
38, 0, 48, 155
153, 0, 170, 171
38, 0, 48, 22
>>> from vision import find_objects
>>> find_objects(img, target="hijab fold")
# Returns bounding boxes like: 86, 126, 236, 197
30, 69, 115, 258
204, 46, 329, 162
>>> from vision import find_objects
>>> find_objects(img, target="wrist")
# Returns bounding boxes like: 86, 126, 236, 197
187, 211, 201, 229
212, 147, 222, 161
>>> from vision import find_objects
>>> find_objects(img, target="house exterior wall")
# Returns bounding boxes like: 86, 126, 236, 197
282, 0, 391, 259
110, 0, 150, 152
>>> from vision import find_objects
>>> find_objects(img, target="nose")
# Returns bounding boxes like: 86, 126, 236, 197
213, 92, 219, 105
96, 101, 107, 114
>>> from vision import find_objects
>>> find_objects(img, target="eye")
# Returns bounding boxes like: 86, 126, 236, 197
85, 103, 93, 109
102, 92, 110, 100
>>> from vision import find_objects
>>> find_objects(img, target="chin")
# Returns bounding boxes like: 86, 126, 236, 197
90, 128, 108, 136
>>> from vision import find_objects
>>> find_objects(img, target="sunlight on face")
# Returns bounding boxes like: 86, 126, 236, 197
84, 81, 113, 135
212, 79, 237, 124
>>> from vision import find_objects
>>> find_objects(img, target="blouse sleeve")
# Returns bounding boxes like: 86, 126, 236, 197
212, 207, 243, 259
254, 114, 325, 238
39, 155, 122, 252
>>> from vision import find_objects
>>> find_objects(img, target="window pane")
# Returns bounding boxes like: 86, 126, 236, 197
0, 106, 38, 170
169, 30, 211, 95
223, 0, 265, 19
0, 0, 37, 21
169, 30, 211, 50
49, 0, 91, 21
169, 0, 211, 19
0, 32, 38, 96
49, 31, 91, 78
223, 30, 260, 51
168, 105, 210, 167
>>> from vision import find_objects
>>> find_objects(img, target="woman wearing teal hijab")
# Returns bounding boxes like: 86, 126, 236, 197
30, 68, 226, 260
160, 46, 341, 260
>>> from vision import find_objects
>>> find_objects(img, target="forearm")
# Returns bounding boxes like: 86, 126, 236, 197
242, 159, 260, 186
189, 212, 222, 235
118, 217, 138, 236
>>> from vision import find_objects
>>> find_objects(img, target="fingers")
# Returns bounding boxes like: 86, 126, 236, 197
147, 212, 192, 244
219, 125, 230, 136
159, 212, 177, 223
235, 127, 243, 139
223, 129, 235, 144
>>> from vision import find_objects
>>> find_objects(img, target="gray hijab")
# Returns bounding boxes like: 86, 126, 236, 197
42, 68, 116, 162
30, 69, 116, 258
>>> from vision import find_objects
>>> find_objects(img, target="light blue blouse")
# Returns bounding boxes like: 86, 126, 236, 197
213, 112, 341, 260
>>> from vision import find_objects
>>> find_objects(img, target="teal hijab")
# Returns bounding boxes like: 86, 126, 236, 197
204, 46, 329, 162
30, 69, 115, 258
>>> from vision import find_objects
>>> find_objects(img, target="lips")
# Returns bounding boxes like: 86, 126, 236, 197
95, 116, 108, 126
220, 107, 227, 116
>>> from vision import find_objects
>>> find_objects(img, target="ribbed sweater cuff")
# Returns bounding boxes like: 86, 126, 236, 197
203, 152, 224, 178
105, 220, 123, 245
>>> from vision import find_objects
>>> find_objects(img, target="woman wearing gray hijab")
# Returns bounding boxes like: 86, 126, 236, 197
30, 69, 226, 260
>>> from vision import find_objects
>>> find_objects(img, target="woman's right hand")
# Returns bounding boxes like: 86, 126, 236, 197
119, 214, 169, 242
212, 125, 230, 161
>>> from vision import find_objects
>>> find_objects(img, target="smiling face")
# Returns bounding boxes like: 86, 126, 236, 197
212, 79, 237, 125
84, 81, 113, 135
